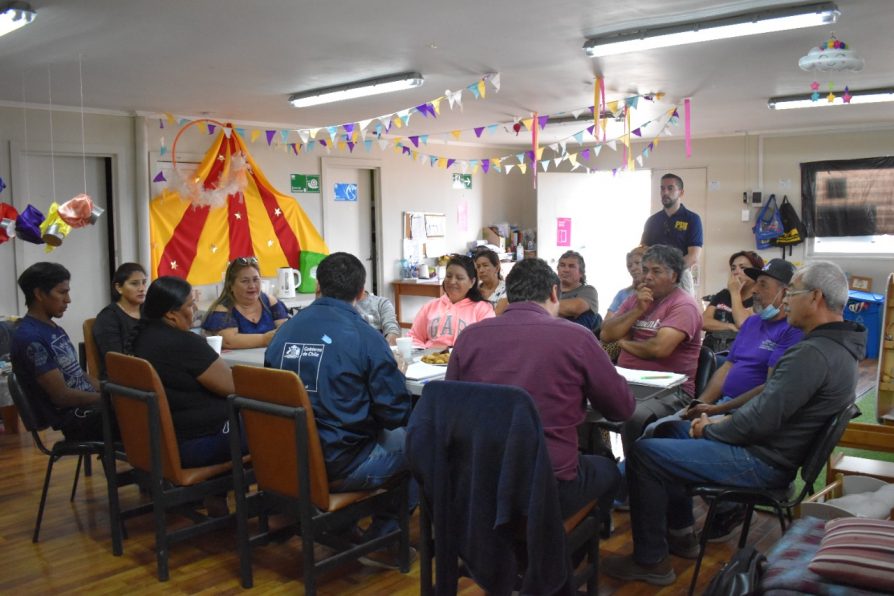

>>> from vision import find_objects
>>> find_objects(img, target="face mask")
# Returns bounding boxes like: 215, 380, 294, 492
754, 287, 783, 320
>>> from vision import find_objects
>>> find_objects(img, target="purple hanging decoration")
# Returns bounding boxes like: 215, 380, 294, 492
446, 159, 456, 169
153, 171, 166, 183
207, 124, 216, 135
409, 136, 420, 147
473, 127, 485, 138
632, 128, 642, 137
580, 149, 591, 161
16, 204, 46, 244
265, 130, 276, 145
537, 115, 549, 130
481, 160, 490, 174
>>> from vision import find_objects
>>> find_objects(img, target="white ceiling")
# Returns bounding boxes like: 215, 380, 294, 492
0, 0, 892, 147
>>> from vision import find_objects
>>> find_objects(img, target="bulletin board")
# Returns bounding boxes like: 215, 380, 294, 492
403, 211, 447, 261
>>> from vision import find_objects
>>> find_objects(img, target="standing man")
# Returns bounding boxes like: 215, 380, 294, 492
600, 245, 703, 456
11, 262, 103, 440
556, 250, 600, 330
603, 261, 864, 587
266, 252, 412, 566
447, 257, 635, 518
642, 173, 703, 295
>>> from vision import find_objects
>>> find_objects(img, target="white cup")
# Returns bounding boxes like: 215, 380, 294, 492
206, 335, 223, 355
395, 337, 413, 361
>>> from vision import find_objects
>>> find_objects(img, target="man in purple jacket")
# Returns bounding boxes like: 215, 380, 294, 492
446, 257, 635, 517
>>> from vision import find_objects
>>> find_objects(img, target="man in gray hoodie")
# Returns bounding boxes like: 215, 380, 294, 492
604, 260, 866, 587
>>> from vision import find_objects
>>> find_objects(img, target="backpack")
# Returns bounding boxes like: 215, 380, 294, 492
703, 545, 767, 596
752, 194, 784, 250
773, 195, 807, 256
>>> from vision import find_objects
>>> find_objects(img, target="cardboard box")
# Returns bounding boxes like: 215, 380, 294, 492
483, 227, 506, 251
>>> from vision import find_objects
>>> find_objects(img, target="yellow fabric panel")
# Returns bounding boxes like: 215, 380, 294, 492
149, 189, 194, 279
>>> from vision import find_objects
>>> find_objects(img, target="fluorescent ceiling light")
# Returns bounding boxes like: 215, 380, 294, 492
768, 87, 894, 110
289, 72, 424, 108
584, 2, 839, 57
0, 1, 36, 38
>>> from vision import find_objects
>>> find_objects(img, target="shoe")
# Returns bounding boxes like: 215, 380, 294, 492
703, 505, 748, 543
602, 554, 676, 586
667, 531, 699, 559
358, 545, 417, 571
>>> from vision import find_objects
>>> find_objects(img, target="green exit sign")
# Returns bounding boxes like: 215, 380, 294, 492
452, 173, 472, 190
291, 174, 320, 193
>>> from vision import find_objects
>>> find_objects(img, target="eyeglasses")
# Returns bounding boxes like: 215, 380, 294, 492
232, 256, 259, 266
785, 286, 815, 297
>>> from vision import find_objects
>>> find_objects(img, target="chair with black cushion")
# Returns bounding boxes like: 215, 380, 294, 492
694, 344, 718, 399
102, 352, 242, 582
227, 365, 410, 594
408, 380, 600, 596
686, 402, 859, 595
8, 372, 105, 542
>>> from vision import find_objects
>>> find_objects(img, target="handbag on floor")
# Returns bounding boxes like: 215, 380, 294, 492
703, 545, 767, 596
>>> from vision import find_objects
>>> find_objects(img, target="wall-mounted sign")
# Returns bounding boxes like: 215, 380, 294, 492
452, 173, 472, 190
291, 174, 320, 193
557, 217, 571, 247
334, 183, 358, 202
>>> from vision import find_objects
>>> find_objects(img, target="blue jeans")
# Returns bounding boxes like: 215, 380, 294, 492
179, 418, 247, 468
334, 427, 416, 537
627, 420, 793, 564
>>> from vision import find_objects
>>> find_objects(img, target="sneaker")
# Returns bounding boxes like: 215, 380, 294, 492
602, 554, 676, 586
358, 545, 417, 571
667, 531, 699, 559
703, 505, 748, 543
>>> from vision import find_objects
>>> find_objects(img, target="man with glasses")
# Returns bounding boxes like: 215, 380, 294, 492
641, 173, 703, 295
601, 244, 703, 457
604, 261, 866, 587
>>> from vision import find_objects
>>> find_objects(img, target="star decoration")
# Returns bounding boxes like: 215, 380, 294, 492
810, 81, 820, 91
843, 87, 852, 103
811, 91, 820, 102
170, 260, 178, 270
234, 212, 242, 220
217, 155, 225, 161
210, 244, 218, 253
827, 92, 836, 103
267, 239, 274, 247
273, 207, 282, 216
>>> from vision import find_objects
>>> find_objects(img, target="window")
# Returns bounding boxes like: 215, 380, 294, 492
802, 157, 894, 255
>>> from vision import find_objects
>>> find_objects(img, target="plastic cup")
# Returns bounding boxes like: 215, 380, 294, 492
206, 335, 223, 354
395, 337, 413, 361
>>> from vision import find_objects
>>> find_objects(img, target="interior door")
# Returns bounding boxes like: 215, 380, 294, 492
14, 154, 111, 347
322, 163, 376, 293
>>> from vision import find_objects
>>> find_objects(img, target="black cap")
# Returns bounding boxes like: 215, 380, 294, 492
745, 258, 796, 285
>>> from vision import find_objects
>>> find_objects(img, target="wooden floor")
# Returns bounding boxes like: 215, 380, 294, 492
0, 359, 877, 594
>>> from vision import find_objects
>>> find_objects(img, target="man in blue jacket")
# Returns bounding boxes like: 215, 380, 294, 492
266, 252, 412, 566
604, 261, 865, 587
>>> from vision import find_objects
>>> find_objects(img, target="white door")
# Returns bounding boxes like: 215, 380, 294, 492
537, 171, 652, 315
650, 168, 708, 294
14, 154, 111, 347
321, 159, 378, 293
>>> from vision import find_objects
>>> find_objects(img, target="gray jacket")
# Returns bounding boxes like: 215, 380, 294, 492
704, 321, 865, 473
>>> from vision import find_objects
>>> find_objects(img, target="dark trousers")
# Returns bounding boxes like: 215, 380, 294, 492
556, 454, 620, 519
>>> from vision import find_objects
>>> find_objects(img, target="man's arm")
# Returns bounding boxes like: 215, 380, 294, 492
36, 369, 100, 408
559, 297, 590, 318
601, 285, 652, 342
696, 360, 732, 404
618, 326, 686, 360
582, 339, 635, 421
367, 341, 412, 429
683, 245, 702, 269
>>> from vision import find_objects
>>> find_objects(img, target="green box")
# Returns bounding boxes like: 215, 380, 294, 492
291, 174, 320, 193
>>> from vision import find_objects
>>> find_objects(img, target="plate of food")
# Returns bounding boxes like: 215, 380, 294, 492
420, 352, 450, 366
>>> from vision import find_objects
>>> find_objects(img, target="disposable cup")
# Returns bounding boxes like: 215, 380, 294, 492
206, 335, 223, 355
395, 337, 413, 360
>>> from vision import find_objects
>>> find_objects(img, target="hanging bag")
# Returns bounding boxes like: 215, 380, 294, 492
773, 195, 807, 247
752, 194, 784, 250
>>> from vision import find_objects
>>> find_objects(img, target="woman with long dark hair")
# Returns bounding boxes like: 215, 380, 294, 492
702, 250, 765, 353
92, 262, 147, 378
408, 254, 495, 349
202, 256, 288, 349
473, 248, 508, 314
130, 276, 240, 470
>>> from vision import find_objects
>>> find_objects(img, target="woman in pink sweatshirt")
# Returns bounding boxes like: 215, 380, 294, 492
408, 254, 495, 349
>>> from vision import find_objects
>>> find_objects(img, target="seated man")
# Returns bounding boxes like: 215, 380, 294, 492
355, 289, 401, 346
556, 250, 600, 331
600, 244, 702, 456
603, 261, 865, 587
266, 252, 412, 565
11, 262, 103, 441
446, 257, 635, 518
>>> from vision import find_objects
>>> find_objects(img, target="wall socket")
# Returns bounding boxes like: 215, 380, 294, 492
741, 208, 751, 222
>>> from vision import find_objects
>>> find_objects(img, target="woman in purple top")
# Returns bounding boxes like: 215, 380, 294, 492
202, 257, 288, 349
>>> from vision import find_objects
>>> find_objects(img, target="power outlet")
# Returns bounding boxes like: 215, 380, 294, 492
741, 208, 751, 222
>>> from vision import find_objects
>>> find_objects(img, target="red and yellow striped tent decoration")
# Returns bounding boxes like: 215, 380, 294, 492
150, 127, 327, 291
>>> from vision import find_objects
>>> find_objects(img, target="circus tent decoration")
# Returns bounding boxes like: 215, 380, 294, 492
150, 124, 328, 290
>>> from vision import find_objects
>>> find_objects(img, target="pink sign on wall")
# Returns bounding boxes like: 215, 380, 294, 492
556, 217, 571, 247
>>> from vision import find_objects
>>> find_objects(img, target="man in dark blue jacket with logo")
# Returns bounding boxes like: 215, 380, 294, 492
266, 252, 412, 567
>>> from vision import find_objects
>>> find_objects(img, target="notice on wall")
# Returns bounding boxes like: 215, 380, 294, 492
456, 200, 468, 233
291, 174, 320, 193
333, 182, 358, 201
557, 217, 571, 247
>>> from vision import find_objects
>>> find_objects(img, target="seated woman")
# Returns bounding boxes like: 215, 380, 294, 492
408, 254, 495, 349
202, 256, 288, 349
356, 290, 401, 345
473, 248, 508, 314
93, 262, 147, 378
130, 276, 241, 468
702, 250, 764, 353
605, 246, 646, 320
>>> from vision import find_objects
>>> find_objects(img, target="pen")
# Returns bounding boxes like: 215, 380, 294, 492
641, 375, 673, 379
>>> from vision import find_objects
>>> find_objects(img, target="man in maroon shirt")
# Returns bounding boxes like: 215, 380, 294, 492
446, 257, 635, 517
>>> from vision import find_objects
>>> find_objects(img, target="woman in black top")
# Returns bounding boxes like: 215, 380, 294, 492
702, 250, 764, 353
92, 263, 146, 378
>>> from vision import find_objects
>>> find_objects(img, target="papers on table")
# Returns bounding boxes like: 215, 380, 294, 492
405, 361, 447, 381
615, 366, 687, 389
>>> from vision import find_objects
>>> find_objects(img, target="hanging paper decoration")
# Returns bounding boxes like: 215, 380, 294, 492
799, 35, 864, 72
684, 98, 692, 158
58, 193, 103, 227
16, 204, 45, 244
150, 126, 328, 290
0, 176, 6, 194
0, 202, 18, 244
39, 202, 72, 250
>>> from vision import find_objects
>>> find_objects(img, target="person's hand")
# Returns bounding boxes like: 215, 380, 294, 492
635, 283, 654, 312
683, 402, 716, 420
386, 334, 398, 347
689, 413, 715, 438
727, 271, 744, 294
261, 329, 277, 346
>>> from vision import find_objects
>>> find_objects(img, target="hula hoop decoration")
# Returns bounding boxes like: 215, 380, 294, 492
169, 118, 249, 208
